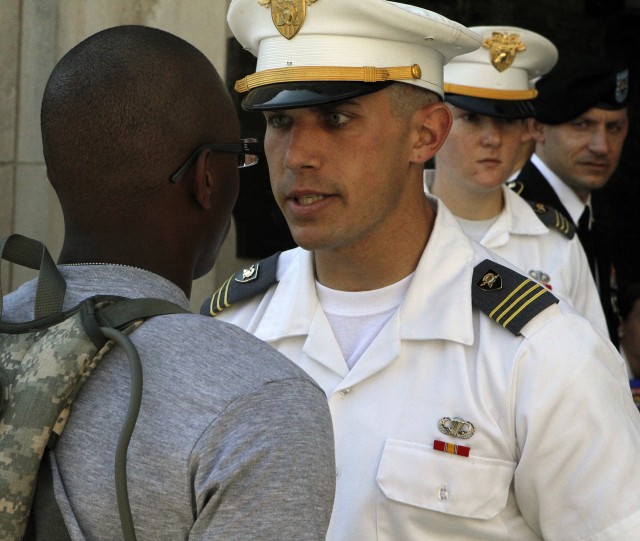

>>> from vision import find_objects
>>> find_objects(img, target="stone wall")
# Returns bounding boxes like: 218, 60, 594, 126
0, 0, 246, 311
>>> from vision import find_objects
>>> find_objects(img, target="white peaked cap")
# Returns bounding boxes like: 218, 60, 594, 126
227, 0, 482, 110
445, 26, 558, 99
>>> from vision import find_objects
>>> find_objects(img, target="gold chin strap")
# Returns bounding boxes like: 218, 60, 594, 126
444, 82, 537, 100
234, 64, 422, 93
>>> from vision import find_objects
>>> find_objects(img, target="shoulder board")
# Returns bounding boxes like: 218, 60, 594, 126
472, 259, 559, 335
526, 200, 575, 239
506, 179, 524, 195
200, 252, 280, 316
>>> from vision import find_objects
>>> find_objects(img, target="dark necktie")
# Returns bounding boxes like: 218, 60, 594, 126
577, 206, 597, 279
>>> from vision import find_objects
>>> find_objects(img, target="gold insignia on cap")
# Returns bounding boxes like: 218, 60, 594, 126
482, 32, 526, 73
477, 270, 503, 291
260, 0, 318, 40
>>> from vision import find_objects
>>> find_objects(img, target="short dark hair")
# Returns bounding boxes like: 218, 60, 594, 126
41, 25, 237, 217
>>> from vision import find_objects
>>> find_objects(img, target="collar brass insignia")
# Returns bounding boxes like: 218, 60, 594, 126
259, 0, 318, 40
482, 32, 526, 72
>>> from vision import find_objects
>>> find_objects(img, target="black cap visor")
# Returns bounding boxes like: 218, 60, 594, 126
445, 94, 535, 119
241, 81, 394, 111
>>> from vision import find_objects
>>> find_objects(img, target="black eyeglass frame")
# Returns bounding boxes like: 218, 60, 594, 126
170, 138, 261, 183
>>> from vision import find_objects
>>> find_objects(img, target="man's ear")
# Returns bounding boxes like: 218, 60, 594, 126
528, 118, 545, 144
409, 101, 452, 164
193, 149, 215, 210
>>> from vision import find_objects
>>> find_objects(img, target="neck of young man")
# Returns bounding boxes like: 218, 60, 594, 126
313, 201, 435, 292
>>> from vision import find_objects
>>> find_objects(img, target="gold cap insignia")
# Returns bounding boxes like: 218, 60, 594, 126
259, 0, 318, 40
477, 270, 502, 291
482, 32, 526, 73
235, 263, 260, 283
438, 417, 475, 439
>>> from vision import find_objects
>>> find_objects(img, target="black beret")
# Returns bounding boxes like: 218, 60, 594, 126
533, 51, 629, 124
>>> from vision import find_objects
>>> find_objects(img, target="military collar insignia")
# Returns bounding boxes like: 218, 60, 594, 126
483, 32, 526, 73
506, 180, 524, 195
259, 0, 318, 40
438, 416, 475, 439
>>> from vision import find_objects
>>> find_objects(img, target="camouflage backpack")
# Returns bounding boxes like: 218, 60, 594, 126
0, 234, 188, 541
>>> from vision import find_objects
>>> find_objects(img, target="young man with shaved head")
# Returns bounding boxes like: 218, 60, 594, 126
3, 25, 335, 541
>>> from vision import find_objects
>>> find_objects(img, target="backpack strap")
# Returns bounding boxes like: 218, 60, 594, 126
0, 234, 189, 541
201, 252, 280, 316
0, 234, 66, 319
472, 259, 559, 335
526, 200, 576, 239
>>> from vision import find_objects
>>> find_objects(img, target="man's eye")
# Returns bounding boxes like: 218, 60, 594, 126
265, 114, 291, 128
325, 112, 350, 127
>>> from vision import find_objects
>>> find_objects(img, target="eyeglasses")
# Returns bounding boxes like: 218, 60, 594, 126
170, 137, 261, 183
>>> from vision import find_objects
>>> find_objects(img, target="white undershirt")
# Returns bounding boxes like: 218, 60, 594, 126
316, 273, 413, 369
455, 215, 499, 243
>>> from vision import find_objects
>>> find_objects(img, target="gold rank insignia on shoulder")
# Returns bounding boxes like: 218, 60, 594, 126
200, 252, 280, 317
472, 259, 559, 335
525, 200, 575, 239
235, 263, 259, 283
438, 416, 475, 439
477, 270, 502, 291
533, 202, 546, 213
483, 32, 526, 72
259, 0, 318, 40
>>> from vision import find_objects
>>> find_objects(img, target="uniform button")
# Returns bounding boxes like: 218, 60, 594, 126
339, 388, 351, 397
438, 485, 449, 501
335, 468, 340, 478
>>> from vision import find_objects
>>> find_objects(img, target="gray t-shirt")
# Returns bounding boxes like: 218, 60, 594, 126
2, 265, 335, 541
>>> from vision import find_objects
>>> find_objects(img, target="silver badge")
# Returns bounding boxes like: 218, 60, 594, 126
438, 417, 475, 439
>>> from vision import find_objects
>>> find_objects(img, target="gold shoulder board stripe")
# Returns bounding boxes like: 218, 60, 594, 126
200, 252, 280, 317
472, 259, 559, 335
525, 200, 576, 239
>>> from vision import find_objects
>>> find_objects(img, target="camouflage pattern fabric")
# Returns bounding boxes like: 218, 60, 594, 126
0, 302, 118, 540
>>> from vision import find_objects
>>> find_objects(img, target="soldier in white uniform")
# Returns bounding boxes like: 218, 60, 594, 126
203, 1, 640, 539
426, 26, 607, 335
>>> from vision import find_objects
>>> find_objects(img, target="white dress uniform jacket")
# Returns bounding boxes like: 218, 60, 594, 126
424, 171, 607, 335
213, 199, 640, 541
